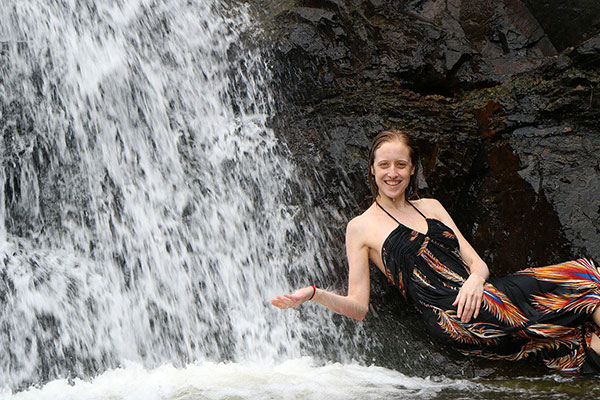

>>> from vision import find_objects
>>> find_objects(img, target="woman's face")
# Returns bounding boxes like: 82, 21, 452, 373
371, 140, 415, 200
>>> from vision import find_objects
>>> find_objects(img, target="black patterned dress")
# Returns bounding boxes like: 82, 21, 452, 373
378, 202, 600, 374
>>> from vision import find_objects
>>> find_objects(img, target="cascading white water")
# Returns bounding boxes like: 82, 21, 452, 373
0, 0, 356, 391
0, 157, 5, 244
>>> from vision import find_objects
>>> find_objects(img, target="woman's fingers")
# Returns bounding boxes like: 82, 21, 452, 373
270, 290, 306, 309
270, 296, 287, 308
455, 295, 463, 319
461, 298, 473, 323
454, 290, 471, 320
271, 295, 295, 308
464, 296, 479, 323
453, 280, 484, 323
473, 295, 481, 319
453, 273, 486, 323
460, 292, 483, 323
271, 286, 315, 310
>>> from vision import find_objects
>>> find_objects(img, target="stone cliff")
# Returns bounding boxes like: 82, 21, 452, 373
251, 0, 600, 276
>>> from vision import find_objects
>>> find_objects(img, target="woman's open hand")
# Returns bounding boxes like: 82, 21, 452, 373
270, 286, 315, 310
453, 274, 485, 323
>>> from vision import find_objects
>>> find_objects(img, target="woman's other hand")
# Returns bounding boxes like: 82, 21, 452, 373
453, 274, 485, 323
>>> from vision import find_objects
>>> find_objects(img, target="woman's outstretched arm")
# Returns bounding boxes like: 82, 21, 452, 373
270, 217, 371, 321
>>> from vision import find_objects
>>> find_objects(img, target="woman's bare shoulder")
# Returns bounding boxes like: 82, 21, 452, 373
413, 198, 445, 216
347, 204, 378, 233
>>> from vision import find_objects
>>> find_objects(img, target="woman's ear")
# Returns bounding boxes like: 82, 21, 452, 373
370, 165, 375, 176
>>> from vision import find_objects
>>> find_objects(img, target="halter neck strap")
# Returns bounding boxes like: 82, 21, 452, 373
376, 202, 400, 224
409, 201, 427, 219
376, 201, 427, 224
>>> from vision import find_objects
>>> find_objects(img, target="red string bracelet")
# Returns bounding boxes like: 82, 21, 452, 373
308, 285, 317, 300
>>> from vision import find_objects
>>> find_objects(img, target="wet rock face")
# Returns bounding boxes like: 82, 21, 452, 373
252, 0, 600, 275
510, 126, 600, 261
569, 35, 600, 69
265, 0, 556, 101
522, 0, 600, 51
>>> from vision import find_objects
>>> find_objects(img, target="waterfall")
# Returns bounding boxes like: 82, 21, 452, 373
0, 0, 355, 390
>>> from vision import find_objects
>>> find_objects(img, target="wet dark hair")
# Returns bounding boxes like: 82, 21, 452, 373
368, 129, 419, 200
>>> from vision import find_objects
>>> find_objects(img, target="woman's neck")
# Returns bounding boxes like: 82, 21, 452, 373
376, 195, 410, 211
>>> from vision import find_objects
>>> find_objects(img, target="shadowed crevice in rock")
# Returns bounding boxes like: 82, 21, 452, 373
568, 35, 600, 70
510, 126, 600, 261
458, 141, 572, 273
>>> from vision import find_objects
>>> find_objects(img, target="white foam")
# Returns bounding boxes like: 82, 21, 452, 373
1, 358, 479, 400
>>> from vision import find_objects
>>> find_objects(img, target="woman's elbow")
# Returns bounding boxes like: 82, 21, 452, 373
353, 306, 369, 321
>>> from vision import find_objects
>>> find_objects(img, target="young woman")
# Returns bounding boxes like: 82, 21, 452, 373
271, 129, 600, 374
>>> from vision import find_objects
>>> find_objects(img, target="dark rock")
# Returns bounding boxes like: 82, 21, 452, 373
455, 61, 600, 268
521, 0, 600, 51
568, 33, 600, 69
510, 125, 600, 261
262, 0, 557, 107
459, 140, 572, 272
